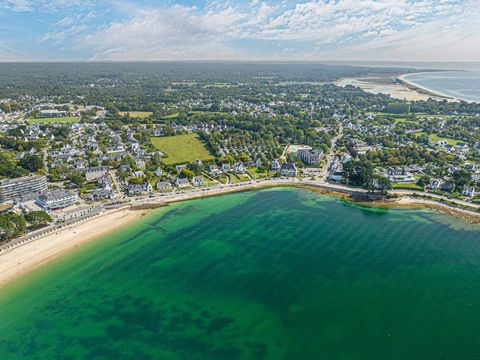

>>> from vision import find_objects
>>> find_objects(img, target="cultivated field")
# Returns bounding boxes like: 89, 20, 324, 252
27, 117, 80, 124
151, 133, 214, 164
118, 111, 153, 118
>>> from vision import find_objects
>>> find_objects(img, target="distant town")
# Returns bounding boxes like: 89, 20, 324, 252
1, 62, 480, 245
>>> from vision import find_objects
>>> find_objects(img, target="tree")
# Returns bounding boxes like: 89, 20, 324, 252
385, 102, 410, 114
0, 103, 12, 113
188, 163, 203, 175
24, 211, 52, 227
0, 213, 26, 242
180, 168, 195, 179
416, 175, 431, 189
452, 170, 471, 188
343, 159, 374, 187
19, 154, 44, 172
69, 172, 85, 187
370, 175, 392, 194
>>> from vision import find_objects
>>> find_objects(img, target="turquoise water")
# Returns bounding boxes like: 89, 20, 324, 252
404, 71, 480, 102
0, 188, 480, 359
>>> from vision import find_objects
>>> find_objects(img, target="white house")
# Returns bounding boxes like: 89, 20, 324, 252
462, 186, 476, 197
193, 176, 204, 187
234, 162, 246, 174
176, 178, 190, 188
157, 181, 171, 191
281, 163, 297, 177
271, 159, 280, 171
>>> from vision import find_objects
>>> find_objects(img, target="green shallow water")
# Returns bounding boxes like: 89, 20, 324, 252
1, 188, 480, 359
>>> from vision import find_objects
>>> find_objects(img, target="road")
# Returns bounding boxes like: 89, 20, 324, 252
320, 124, 343, 180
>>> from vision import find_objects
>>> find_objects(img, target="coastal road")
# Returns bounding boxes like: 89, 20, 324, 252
2, 177, 479, 255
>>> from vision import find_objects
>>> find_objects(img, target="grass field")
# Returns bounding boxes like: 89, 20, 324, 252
27, 117, 79, 124
160, 111, 228, 120
151, 133, 214, 165
188, 111, 229, 117
162, 112, 180, 119
428, 134, 461, 145
392, 183, 423, 190
248, 167, 270, 179
118, 111, 153, 118
414, 132, 461, 145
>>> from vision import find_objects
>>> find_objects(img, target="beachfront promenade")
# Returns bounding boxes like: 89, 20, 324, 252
1, 177, 479, 254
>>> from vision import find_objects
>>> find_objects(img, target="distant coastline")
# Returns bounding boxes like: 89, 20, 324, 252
396, 72, 460, 102
335, 71, 461, 102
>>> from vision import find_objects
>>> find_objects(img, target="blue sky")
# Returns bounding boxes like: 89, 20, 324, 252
0, 0, 479, 61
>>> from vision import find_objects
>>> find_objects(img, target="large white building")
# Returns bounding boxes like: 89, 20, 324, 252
0, 175, 48, 202
36, 189, 78, 210
297, 149, 323, 165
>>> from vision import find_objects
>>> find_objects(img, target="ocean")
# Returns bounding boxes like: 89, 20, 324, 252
403, 70, 480, 102
0, 188, 480, 359
331, 61, 480, 102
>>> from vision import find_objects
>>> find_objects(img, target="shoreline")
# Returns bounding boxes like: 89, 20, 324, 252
0, 183, 479, 290
0, 208, 145, 289
356, 196, 480, 225
396, 73, 462, 102
335, 72, 461, 102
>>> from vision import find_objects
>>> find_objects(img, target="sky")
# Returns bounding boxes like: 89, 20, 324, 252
0, 0, 479, 62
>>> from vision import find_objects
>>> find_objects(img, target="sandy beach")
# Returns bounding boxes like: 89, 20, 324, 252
336, 75, 459, 102
0, 208, 144, 288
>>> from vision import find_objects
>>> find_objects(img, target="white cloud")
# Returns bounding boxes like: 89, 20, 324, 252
303, 7, 480, 61
81, 5, 249, 60
27, 0, 480, 61
0, 0, 91, 12
0, 0, 31, 11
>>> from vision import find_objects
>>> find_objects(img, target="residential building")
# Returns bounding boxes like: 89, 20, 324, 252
0, 175, 48, 202
209, 165, 222, 177
462, 186, 476, 197
128, 182, 152, 195
329, 171, 344, 182
36, 189, 78, 210
157, 181, 172, 191
298, 149, 323, 165
234, 162, 246, 174
271, 159, 280, 170
281, 163, 297, 177
39, 109, 67, 118
175, 164, 187, 173
176, 178, 190, 188
85, 166, 109, 181
193, 176, 204, 187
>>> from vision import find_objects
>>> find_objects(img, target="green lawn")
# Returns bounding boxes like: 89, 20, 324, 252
171, 81, 197, 86
118, 111, 153, 118
188, 111, 229, 116
394, 118, 417, 124
392, 183, 422, 190
162, 112, 180, 119
413, 132, 461, 145
428, 134, 461, 146
151, 133, 214, 165
248, 167, 270, 179
27, 117, 79, 124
